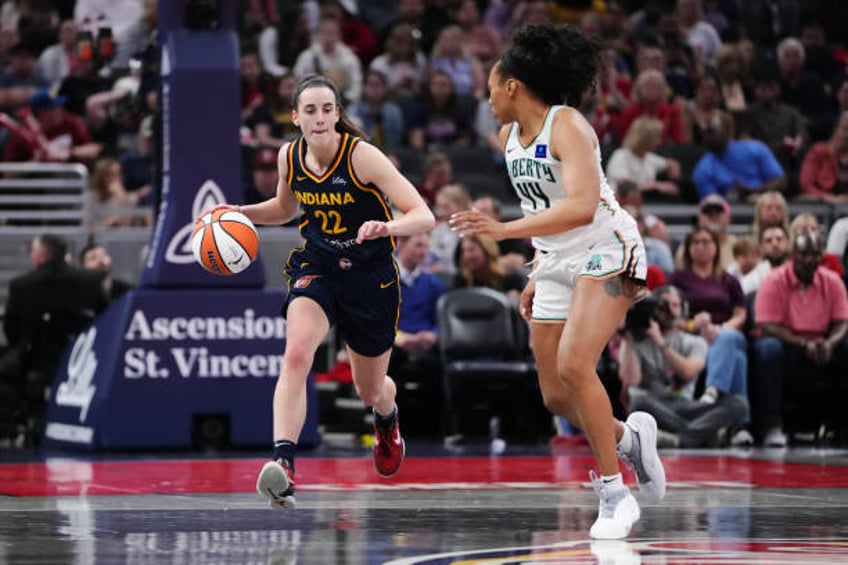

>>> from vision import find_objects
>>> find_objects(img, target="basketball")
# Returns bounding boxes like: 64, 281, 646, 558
191, 208, 259, 275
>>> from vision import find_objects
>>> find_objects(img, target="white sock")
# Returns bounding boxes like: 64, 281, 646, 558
601, 473, 624, 488
617, 422, 633, 453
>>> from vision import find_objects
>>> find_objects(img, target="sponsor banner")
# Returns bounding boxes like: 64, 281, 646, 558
141, 1, 264, 289
44, 288, 320, 450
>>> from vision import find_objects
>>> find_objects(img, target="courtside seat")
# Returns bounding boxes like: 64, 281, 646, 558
657, 143, 706, 204
437, 287, 546, 442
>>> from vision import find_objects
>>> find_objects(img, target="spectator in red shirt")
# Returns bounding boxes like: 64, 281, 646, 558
798, 111, 848, 204
321, 0, 380, 68
3, 88, 101, 165
617, 69, 684, 144
753, 228, 848, 447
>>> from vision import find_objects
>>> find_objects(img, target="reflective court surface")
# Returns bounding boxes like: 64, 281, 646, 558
2, 446, 848, 564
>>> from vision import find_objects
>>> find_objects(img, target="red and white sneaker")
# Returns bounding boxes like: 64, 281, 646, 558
373, 413, 405, 477
256, 459, 296, 509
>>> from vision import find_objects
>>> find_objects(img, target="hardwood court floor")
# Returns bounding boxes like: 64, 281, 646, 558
1, 444, 847, 564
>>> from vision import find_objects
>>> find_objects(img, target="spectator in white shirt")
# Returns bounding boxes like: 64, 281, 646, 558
727, 224, 791, 295
36, 19, 76, 87
605, 116, 681, 201
827, 216, 848, 264
677, 0, 722, 66
293, 16, 362, 104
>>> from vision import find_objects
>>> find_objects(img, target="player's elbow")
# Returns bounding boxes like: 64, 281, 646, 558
573, 202, 595, 226
423, 210, 436, 231
409, 204, 435, 232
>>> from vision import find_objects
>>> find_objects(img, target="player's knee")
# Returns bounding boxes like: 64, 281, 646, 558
282, 343, 315, 376
558, 361, 589, 387
541, 391, 569, 415
355, 384, 381, 407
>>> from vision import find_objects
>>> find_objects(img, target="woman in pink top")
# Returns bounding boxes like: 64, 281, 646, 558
799, 112, 848, 204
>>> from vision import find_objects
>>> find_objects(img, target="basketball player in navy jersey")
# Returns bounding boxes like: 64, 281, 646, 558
227, 75, 434, 509
450, 25, 666, 539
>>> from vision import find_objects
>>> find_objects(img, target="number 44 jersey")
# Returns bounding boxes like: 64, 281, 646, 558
504, 105, 635, 256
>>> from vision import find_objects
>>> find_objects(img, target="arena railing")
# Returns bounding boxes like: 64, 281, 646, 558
0, 162, 91, 227
0, 158, 301, 346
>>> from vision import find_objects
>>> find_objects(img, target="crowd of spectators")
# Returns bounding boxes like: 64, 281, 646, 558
0, 0, 157, 228
1, 0, 848, 448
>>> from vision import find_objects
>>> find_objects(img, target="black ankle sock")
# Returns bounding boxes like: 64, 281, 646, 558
273, 440, 296, 471
373, 406, 397, 430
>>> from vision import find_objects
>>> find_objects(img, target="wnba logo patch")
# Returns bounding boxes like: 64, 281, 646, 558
294, 274, 319, 289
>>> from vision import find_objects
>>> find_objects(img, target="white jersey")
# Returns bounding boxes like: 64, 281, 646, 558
504, 105, 631, 254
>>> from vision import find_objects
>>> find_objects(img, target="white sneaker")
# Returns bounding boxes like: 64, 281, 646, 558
618, 412, 667, 502
698, 386, 718, 404
589, 471, 641, 539
256, 460, 297, 509
764, 427, 787, 448
730, 429, 754, 447
590, 540, 642, 565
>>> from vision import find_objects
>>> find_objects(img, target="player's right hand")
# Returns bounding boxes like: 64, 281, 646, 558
519, 278, 535, 321
197, 204, 236, 219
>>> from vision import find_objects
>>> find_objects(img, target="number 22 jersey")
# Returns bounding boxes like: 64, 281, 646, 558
286, 132, 395, 263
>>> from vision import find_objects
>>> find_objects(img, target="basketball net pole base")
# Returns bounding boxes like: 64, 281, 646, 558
43, 288, 320, 450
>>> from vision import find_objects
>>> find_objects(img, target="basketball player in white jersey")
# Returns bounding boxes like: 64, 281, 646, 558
450, 24, 666, 539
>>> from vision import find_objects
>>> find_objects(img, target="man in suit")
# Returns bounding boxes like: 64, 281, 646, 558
79, 242, 133, 302
2, 234, 108, 444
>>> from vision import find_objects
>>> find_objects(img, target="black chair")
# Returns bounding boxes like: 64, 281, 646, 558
656, 142, 706, 204
782, 363, 844, 444
18, 308, 95, 446
443, 145, 498, 176
393, 147, 424, 184
437, 288, 543, 442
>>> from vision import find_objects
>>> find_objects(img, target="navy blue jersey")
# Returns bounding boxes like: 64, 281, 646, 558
286, 133, 395, 263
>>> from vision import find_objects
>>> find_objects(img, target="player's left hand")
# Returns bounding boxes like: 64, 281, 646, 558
357, 220, 390, 243
449, 208, 506, 240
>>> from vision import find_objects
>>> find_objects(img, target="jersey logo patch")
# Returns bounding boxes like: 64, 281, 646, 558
535, 144, 547, 158
586, 254, 602, 271
294, 274, 320, 289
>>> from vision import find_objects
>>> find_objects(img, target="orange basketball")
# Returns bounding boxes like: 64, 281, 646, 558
191, 209, 259, 275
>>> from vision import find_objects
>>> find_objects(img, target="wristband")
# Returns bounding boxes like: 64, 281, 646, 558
686, 320, 696, 332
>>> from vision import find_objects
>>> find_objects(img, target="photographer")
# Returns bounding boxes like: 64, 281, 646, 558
618, 285, 748, 448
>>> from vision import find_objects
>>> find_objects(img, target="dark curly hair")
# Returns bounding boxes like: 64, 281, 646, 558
499, 24, 600, 106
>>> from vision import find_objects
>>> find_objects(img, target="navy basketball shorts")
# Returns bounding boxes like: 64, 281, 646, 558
284, 249, 400, 357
